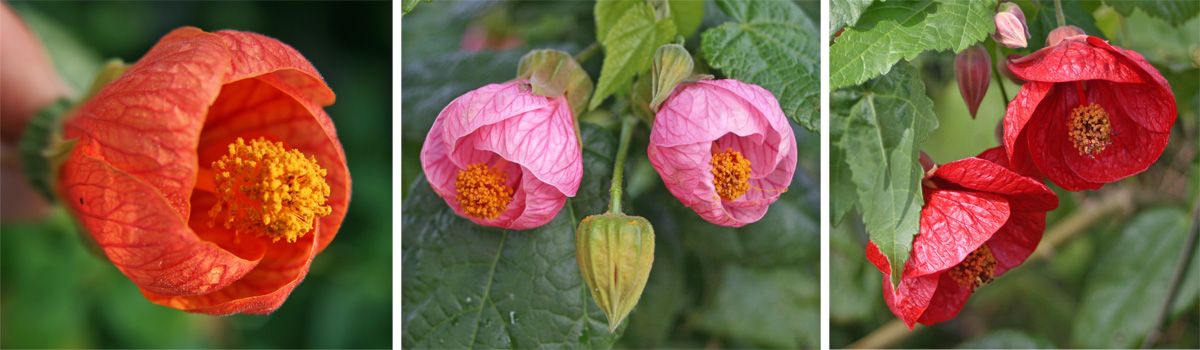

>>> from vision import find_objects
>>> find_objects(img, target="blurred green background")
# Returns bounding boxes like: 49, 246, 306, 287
831, 1, 1199, 348
1, 1, 392, 348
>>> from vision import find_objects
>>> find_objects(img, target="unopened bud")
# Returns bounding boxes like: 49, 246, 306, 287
992, 3, 1030, 48
955, 45, 992, 119
997, 54, 1025, 85
576, 213, 655, 333
1046, 25, 1086, 47
650, 44, 694, 111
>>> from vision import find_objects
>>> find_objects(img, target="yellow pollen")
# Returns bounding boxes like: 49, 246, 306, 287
207, 137, 332, 243
948, 245, 997, 291
455, 163, 513, 219
1068, 103, 1114, 157
711, 148, 752, 201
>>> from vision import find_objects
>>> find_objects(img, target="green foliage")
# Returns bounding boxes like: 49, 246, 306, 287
830, 0, 875, 32
829, 0, 998, 89
1072, 208, 1198, 348
669, 0, 705, 38
830, 62, 938, 288
700, 0, 820, 131
1104, 0, 1200, 27
691, 265, 820, 348
591, 1, 677, 110
957, 329, 1057, 349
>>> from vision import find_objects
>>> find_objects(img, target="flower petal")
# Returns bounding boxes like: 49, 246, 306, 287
1003, 80, 1053, 173
905, 189, 1009, 277
214, 30, 335, 106
934, 157, 1058, 212
915, 273, 972, 326
650, 80, 787, 148
987, 211, 1046, 276
1025, 85, 1103, 191
1009, 37, 1149, 85
881, 273, 939, 330
1059, 82, 1170, 183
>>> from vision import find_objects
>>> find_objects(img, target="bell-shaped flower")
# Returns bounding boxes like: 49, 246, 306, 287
57, 27, 350, 315
421, 80, 583, 229
1004, 35, 1176, 191
866, 147, 1058, 329
647, 79, 797, 227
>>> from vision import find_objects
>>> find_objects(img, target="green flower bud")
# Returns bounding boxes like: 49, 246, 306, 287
576, 213, 655, 333
649, 44, 693, 111
516, 49, 594, 117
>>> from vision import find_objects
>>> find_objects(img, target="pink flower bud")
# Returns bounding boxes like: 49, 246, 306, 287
955, 45, 992, 119
421, 80, 583, 229
992, 3, 1030, 48
1046, 25, 1086, 47
647, 80, 797, 227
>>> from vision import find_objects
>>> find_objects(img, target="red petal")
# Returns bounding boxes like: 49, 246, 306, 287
141, 225, 318, 315
1025, 85, 1103, 191
866, 240, 892, 276
1059, 82, 1170, 183
1003, 81, 1053, 174
987, 211, 1046, 276
881, 273, 939, 330
905, 189, 1009, 277
934, 157, 1058, 212
213, 30, 335, 106
1084, 37, 1176, 133
915, 273, 972, 326
1009, 37, 1150, 85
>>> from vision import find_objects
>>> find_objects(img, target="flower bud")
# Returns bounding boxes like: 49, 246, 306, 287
517, 49, 594, 117
997, 54, 1025, 85
992, 3, 1030, 48
576, 213, 655, 332
1046, 25, 1086, 47
650, 44, 694, 111
955, 45, 992, 119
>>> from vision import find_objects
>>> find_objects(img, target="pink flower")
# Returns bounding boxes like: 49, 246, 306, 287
420, 80, 582, 229
647, 79, 797, 227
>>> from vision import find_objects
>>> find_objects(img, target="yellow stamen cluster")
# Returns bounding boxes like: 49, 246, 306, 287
208, 137, 332, 243
455, 163, 513, 219
948, 245, 997, 291
711, 148, 752, 201
1068, 103, 1113, 157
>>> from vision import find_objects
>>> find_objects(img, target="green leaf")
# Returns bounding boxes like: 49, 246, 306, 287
830, 0, 876, 32
829, 0, 998, 89
670, 0, 705, 38
591, 1, 677, 110
1025, 0, 1105, 51
691, 265, 820, 348
832, 62, 938, 287
1104, 0, 1200, 27
829, 91, 858, 226
401, 0, 432, 16
700, 0, 820, 131
1071, 208, 1197, 348
957, 329, 1057, 349
401, 123, 623, 349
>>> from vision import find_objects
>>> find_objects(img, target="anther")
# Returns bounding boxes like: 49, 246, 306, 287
208, 137, 332, 243
947, 245, 997, 290
1067, 103, 1114, 157
711, 148, 752, 201
455, 163, 514, 219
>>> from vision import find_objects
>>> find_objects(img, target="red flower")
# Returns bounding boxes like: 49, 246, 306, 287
57, 27, 350, 314
866, 147, 1057, 329
1004, 35, 1176, 191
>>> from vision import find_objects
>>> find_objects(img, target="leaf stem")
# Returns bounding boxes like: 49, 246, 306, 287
991, 47, 1010, 106
1054, 0, 1066, 27
1140, 192, 1200, 348
574, 42, 600, 64
609, 116, 636, 214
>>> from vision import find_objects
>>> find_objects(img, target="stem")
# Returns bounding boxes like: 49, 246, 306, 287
991, 47, 1010, 105
1140, 193, 1200, 348
608, 116, 636, 214
1054, 0, 1066, 27
847, 320, 920, 349
574, 42, 600, 64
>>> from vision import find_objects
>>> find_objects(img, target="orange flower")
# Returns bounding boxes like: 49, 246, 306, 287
56, 27, 350, 315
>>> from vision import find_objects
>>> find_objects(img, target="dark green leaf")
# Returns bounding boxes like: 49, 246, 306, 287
591, 1, 677, 110
1025, 0, 1105, 52
402, 0, 418, 15
829, 90, 858, 226
1071, 208, 1195, 348
691, 265, 820, 349
831, 0, 875, 32
670, 0, 704, 38
829, 0, 997, 89
401, 123, 623, 349
700, 0, 820, 131
1104, 0, 1200, 27
833, 62, 938, 287
957, 329, 1057, 349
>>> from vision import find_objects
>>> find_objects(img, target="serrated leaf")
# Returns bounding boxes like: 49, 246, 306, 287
401, 123, 623, 349
700, 0, 820, 131
829, 0, 997, 89
834, 62, 938, 287
691, 265, 820, 349
831, 0, 876, 32
670, 0, 704, 38
1104, 0, 1200, 27
830, 91, 858, 226
591, 2, 677, 110
1026, 0, 1105, 51
1071, 208, 1198, 348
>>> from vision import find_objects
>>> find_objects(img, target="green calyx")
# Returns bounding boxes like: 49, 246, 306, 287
516, 49, 594, 118
575, 213, 656, 333
648, 43, 693, 111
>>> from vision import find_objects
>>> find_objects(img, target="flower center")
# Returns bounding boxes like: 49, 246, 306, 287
1068, 102, 1113, 157
455, 163, 513, 219
947, 244, 997, 291
711, 148, 752, 201
208, 137, 332, 243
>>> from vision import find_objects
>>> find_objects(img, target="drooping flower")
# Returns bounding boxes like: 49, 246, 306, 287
1004, 34, 1176, 191
57, 27, 350, 315
648, 79, 797, 227
420, 80, 583, 229
866, 147, 1058, 329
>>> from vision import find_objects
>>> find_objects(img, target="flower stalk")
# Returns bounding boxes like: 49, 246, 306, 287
609, 115, 636, 214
